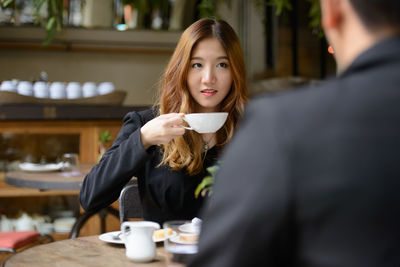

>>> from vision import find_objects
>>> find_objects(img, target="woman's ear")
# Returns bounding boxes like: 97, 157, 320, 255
321, 0, 344, 30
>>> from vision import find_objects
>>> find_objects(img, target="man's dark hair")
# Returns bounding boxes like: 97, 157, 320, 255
349, 0, 400, 30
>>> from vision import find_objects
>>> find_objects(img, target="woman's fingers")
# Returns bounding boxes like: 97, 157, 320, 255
140, 113, 186, 149
163, 114, 185, 128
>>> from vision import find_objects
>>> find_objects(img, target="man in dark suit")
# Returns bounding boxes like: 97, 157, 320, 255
189, 0, 400, 266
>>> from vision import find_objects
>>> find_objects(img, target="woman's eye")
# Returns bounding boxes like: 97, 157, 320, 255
217, 62, 229, 68
192, 63, 202, 68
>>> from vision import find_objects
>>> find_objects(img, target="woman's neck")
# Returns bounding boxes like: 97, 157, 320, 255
195, 104, 220, 113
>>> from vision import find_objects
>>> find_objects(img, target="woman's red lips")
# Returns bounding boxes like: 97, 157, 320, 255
201, 89, 217, 96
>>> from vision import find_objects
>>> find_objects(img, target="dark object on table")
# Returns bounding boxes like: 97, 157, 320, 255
0, 231, 53, 253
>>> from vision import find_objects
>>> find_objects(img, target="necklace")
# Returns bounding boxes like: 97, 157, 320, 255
202, 134, 214, 153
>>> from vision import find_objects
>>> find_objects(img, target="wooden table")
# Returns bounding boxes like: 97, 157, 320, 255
4, 164, 93, 191
3, 235, 167, 267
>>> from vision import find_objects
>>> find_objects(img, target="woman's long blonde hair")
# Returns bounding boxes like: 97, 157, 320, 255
156, 18, 248, 175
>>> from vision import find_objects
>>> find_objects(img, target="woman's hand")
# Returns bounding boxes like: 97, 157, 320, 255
140, 113, 185, 149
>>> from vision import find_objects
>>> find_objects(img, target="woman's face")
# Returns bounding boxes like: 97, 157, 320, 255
187, 37, 233, 113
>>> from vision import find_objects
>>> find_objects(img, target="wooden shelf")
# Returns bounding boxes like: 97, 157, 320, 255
0, 104, 148, 120
0, 26, 181, 54
0, 180, 79, 198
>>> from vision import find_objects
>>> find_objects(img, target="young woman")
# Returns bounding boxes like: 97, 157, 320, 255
79, 18, 248, 225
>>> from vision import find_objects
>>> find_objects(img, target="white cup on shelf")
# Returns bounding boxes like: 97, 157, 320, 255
66, 82, 82, 99
82, 82, 97, 98
49, 82, 66, 99
17, 81, 33, 96
33, 81, 49, 98
97, 82, 115, 95
0, 80, 17, 92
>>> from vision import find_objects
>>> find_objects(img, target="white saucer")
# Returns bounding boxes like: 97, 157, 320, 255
99, 231, 124, 245
19, 162, 64, 172
98, 230, 176, 244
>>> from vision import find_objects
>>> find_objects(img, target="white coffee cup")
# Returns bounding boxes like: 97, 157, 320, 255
0, 80, 17, 92
66, 82, 82, 99
49, 82, 66, 99
17, 81, 33, 96
82, 82, 97, 98
97, 82, 115, 95
183, 112, 228, 133
33, 81, 49, 98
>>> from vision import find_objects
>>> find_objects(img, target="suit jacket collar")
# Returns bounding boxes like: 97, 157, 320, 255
340, 34, 400, 78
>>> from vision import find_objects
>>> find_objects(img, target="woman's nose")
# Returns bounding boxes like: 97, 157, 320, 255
202, 67, 216, 83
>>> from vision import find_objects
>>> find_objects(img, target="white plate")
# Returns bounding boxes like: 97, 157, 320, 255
98, 230, 176, 244
169, 234, 198, 245
19, 162, 64, 172
99, 231, 124, 245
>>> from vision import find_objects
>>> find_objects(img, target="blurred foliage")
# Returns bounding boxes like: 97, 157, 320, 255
307, 0, 323, 36
195, 163, 219, 198
1, 0, 14, 7
197, 0, 231, 19
1, 0, 322, 45
198, 0, 322, 35
252, 0, 322, 35
99, 130, 113, 146
268, 0, 292, 15
2, 0, 64, 45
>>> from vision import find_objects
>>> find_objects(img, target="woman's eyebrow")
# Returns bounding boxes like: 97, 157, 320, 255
190, 56, 229, 60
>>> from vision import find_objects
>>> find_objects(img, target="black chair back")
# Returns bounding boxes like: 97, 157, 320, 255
119, 180, 143, 222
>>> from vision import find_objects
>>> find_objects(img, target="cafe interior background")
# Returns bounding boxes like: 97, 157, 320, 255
0, 0, 336, 252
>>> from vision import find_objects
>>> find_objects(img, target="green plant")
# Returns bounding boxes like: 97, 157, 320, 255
99, 130, 113, 146
36, 0, 64, 46
197, 0, 231, 18
195, 163, 219, 198
267, 0, 293, 15
252, 0, 322, 34
2, 0, 64, 45
307, 0, 322, 35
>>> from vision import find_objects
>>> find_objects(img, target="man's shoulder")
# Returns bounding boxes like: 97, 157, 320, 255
249, 79, 337, 113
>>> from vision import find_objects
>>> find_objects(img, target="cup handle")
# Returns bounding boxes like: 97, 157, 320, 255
121, 222, 130, 242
